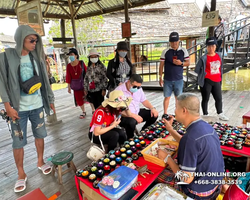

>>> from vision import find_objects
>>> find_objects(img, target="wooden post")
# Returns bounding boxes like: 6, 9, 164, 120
60, 19, 69, 67
208, 0, 217, 37
71, 18, 78, 48
124, 0, 131, 60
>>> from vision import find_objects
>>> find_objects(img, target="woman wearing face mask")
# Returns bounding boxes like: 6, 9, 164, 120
66, 48, 87, 118
84, 49, 108, 109
106, 41, 133, 97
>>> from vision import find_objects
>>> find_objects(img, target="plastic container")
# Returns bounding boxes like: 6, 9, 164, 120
98, 166, 138, 200
141, 138, 179, 167
141, 183, 189, 200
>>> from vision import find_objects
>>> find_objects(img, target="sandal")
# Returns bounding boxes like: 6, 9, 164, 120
14, 177, 27, 193
79, 112, 86, 119
38, 163, 52, 175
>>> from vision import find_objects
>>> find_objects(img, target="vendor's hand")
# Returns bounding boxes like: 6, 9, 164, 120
151, 108, 158, 118
157, 149, 170, 161
68, 87, 71, 94
102, 90, 106, 96
6, 107, 19, 121
84, 91, 88, 96
112, 118, 121, 127
173, 59, 182, 66
132, 114, 143, 123
162, 116, 174, 132
50, 103, 56, 114
159, 78, 163, 87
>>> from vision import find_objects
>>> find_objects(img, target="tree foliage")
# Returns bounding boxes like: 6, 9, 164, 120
48, 16, 104, 46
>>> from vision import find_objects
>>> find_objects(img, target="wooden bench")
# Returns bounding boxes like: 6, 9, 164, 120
242, 110, 250, 128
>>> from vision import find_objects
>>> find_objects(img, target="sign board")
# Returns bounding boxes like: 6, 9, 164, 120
61, 48, 71, 53
53, 38, 73, 42
53, 43, 74, 48
16, 0, 45, 36
202, 10, 219, 27
121, 22, 131, 38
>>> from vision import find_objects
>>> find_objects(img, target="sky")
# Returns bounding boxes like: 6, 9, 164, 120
0, 17, 52, 38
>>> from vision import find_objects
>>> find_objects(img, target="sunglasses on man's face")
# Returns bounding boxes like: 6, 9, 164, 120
29, 39, 38, 44
132, 85, 141, 89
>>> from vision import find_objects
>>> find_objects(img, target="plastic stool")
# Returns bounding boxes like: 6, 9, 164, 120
51, 151, 77, 184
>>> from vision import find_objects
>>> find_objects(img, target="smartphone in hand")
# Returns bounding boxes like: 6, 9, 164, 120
116, 114, 121, 121
172, 56, 177, 62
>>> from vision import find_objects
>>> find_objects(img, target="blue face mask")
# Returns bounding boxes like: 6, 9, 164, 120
129, 87, 138, 93
69, 56, 75, 62
118, 51, 127, 58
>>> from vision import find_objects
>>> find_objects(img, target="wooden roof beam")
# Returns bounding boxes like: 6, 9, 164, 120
128, 0, 132, 7
94, 0, 103, 13
54, 0, 71, 18
68, 0, 73, 17
0, 8, 70, 19
44, 0, 51, 16
78, 0, 165, 19
14, 0, 20, 13
73, 0, 86, 19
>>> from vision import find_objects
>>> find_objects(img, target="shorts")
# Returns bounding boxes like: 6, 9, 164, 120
11, 107, 47, 149
163, 79, 183, 97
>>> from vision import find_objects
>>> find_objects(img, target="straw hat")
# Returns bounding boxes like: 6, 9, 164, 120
102, 90, 132, 108
88, 49, 100, 57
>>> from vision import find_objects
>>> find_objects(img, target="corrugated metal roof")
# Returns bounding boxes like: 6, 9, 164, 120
0, 0, 165, 19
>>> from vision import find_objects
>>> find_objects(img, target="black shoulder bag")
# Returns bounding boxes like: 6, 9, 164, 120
18, 53, 42, 94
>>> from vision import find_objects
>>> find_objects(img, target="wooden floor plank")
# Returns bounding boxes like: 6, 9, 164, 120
0, 88, 250, 200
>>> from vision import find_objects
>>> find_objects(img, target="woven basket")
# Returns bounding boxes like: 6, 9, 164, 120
141, 138, 179, 167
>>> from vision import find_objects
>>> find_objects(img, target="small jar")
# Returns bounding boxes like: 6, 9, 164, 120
91, 166, 98, 174
121, 153, 127, 160
103, 158, 110, 165
96, 169, 104, 178
81, 170, 89, 179
110, 160, 117, 168
103, 165, 111, 173
88, 174, 97, 182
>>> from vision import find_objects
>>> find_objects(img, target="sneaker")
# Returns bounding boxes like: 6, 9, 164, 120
218, 113, 229, 121
202, 114, 210, 117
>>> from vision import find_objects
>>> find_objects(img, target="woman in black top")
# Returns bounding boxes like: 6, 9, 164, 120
106, 41, 133, 96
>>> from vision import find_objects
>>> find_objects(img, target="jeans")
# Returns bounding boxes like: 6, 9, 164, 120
163, 79, 183, 97
11, 107, 47, 149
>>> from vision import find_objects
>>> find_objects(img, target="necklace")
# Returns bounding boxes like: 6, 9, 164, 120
72, 63, 78, 75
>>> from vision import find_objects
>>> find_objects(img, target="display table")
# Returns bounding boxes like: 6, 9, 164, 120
75, 136, 178, 200
75, 157, 165, 200
221, 145, 250, 172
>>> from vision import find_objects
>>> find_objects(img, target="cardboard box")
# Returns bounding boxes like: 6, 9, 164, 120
80, 181, 107, 200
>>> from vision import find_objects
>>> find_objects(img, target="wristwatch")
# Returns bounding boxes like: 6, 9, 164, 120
164, 154, 171, 164
181, 62, 184, 66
